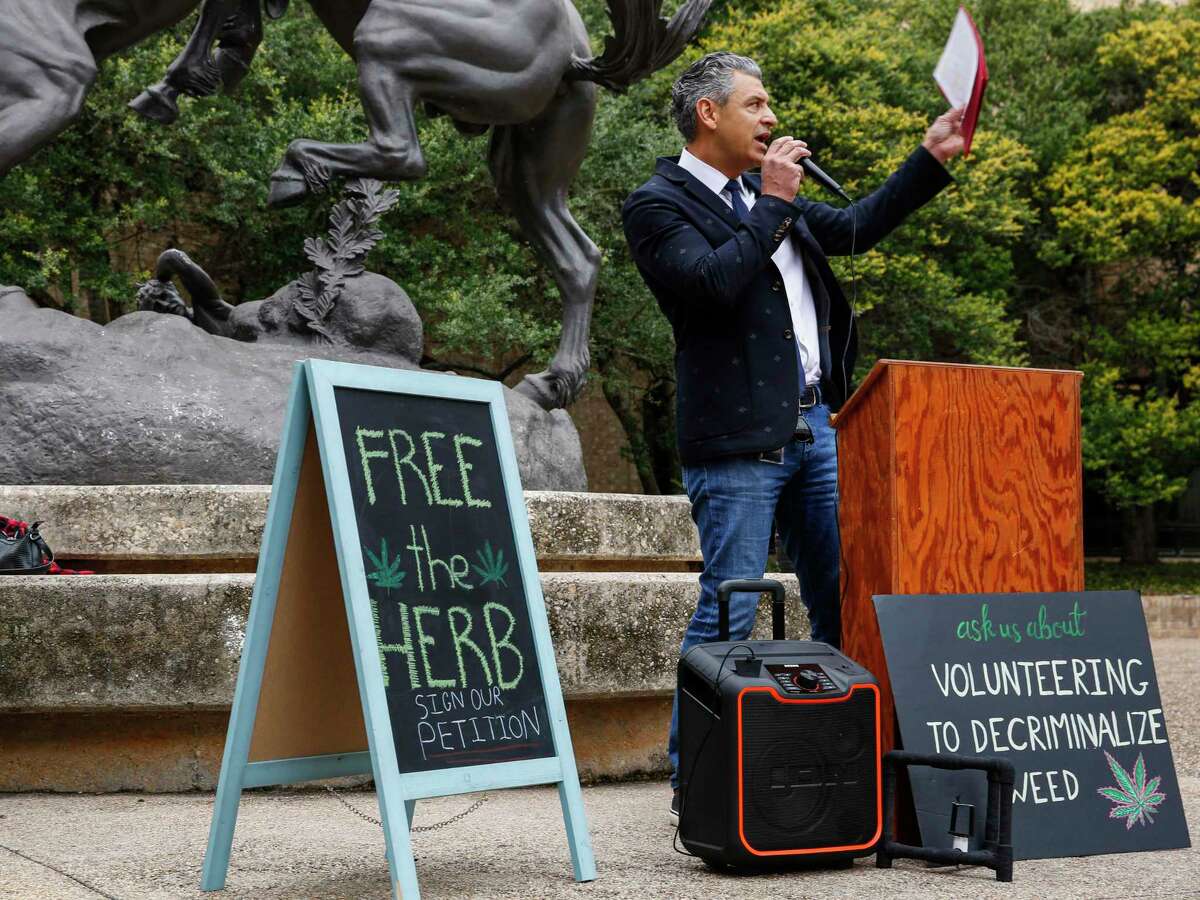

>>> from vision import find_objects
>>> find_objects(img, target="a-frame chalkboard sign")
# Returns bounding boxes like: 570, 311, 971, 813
200, 359, 596, 898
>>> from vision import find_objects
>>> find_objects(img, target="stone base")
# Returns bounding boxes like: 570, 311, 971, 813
0, 697, 671, 793
0, 487, 799, 791
0, 285, 586, 491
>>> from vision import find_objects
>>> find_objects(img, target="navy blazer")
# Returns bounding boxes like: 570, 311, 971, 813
621, 145, 952, 465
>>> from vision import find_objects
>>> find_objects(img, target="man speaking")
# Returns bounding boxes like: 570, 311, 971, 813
621, 51, 965, 821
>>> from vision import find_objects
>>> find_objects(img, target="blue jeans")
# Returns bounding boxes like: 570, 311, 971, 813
668, 401, 841, 786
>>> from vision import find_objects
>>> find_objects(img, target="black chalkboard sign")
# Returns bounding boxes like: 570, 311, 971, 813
202, 361, 594, 899
875, 591, 1190, 859
335, 386, 555, 772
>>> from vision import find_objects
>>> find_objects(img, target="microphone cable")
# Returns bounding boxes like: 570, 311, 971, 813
838, 196, 857, 626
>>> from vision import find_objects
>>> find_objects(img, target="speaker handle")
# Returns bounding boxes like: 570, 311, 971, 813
716, 579, 787, 642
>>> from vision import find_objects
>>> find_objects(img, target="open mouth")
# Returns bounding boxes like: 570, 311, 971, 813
754, 133, 771, 150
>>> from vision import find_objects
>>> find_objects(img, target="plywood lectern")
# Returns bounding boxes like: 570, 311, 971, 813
832, 360, 1084, 751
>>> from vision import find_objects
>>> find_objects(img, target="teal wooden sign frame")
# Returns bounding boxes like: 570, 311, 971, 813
200, 359, 596, 898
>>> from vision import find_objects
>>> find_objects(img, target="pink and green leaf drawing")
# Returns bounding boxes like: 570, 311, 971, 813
1096, 751, 1167, 829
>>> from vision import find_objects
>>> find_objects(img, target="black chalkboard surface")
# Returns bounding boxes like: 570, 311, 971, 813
335, 387, 554, 772
203, 362, 595, 899
876, 591, 1190, 859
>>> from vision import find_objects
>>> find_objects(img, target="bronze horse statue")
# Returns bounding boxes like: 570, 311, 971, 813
0, 0, 710, 409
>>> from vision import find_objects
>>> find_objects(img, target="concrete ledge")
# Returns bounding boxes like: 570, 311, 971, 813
0, 574, 250, 711
0, 698, 674, 791
543, 572, 807, 696
0, 486, 700, 568
0, 572, 802, 790
1144, 594, 1200, 637
0, 575, 1191, 715
0, 573, 804, 713
524, 492, 698, 567
0, 485, 267, 563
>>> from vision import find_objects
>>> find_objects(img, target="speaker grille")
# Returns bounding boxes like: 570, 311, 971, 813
739, 688, 878, 852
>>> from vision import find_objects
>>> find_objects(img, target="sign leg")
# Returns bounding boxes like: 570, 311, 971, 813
383, 806, 421, 900
557, 779, 597, 882
200, 774, 244, 890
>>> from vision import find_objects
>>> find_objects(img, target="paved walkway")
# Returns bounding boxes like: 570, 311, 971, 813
2, 639, 1198, 900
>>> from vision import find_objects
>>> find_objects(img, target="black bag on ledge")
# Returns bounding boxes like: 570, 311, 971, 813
0, 517, 92, 575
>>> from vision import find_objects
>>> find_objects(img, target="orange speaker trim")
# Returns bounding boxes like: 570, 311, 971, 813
736, 683, 883, 856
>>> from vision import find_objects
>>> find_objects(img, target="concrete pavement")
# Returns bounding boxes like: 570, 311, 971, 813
1, 779, 1197, 900
2, 637, 1198, 899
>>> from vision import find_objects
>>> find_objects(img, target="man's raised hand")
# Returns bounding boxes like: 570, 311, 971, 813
760, 136, 812, 201
922, 107, 966, 164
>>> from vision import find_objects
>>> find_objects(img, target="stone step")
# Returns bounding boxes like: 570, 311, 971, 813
0, 486, 701, 570
0, 571, 806, 790
0, 572, 806, 713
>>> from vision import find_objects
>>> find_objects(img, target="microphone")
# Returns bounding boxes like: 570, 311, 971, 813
801, 157, 852, 203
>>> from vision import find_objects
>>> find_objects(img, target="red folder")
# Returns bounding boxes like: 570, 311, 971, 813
933, 7, 988, 156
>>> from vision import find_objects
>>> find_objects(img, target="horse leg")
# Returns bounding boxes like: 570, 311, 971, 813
211, 0, 266, 92
164, 0, 234, 95
268, 0, 426, 206
489, 81, 600, 409
131, 0, 261, 124
129, 0, 229, 123
0, 35, 96, 177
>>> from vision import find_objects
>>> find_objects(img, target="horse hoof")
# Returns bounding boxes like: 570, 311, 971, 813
129, 83, 179, 125
268, 174, 309, 208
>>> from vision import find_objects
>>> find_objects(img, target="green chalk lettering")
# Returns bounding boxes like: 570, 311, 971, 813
387, 428, 433, 506
406, 524, 426, 592
484, 601, 524, 690
1026, 601, 1088, 641
408, 524, 473, 592
453, 434, 491, 509
450, 553, 474, 591
371, 598, 421, 690
421, 430, 464, 507
999, 621, 1023, 644
448, 606, 493, 686
355, 428, 388, 505
413, 605, 456, 688
1067, 600, 1087, 637
955, 603, 999, 642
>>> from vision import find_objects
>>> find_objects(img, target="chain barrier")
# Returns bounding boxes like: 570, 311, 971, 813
324, 786, 487, 832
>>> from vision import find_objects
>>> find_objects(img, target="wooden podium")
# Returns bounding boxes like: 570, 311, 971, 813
832, 360, 1084, 752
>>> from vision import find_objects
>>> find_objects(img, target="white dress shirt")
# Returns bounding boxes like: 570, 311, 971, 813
678, 148, 822, 387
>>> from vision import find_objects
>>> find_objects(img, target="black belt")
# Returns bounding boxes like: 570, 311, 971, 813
758, 386, 821, 461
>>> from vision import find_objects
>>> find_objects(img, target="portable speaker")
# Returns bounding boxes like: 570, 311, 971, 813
677, 579, 882, 869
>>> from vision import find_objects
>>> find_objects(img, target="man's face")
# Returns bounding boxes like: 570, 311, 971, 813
706, 71, 777, 170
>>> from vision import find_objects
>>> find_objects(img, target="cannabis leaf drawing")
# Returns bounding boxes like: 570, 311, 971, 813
1096, 751, 1167, 829
472, 540, 509, 587
364, 537, 406, 593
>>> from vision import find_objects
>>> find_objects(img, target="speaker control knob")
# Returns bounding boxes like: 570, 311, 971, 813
794, 670, 822, 692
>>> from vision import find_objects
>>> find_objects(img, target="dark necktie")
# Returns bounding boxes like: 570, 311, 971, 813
725, 178, 749, 222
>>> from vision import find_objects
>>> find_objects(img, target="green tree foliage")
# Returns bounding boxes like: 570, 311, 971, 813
579, 0, 1041, 490
0, 13, 364, 317
1040, 4, 1200, 561
0, 0, 1195, 545
696, 0, 1036, 375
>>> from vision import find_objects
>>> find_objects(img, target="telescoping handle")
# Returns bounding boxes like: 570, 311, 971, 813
716, 578, 787, 642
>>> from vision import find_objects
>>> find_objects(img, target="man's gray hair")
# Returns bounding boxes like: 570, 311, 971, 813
671, 52, 762, 143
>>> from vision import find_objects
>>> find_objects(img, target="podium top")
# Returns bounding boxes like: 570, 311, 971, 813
830, 359, 1082, 429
